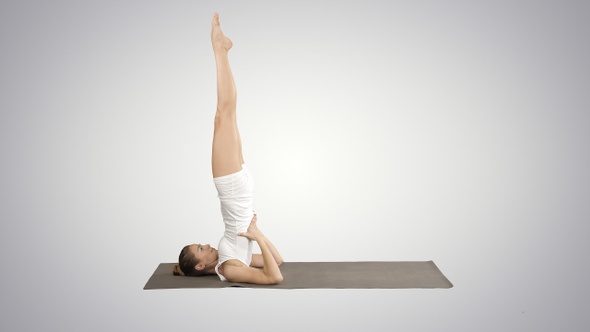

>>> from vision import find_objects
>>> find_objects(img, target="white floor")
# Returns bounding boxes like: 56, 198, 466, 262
1, 1, 589, 331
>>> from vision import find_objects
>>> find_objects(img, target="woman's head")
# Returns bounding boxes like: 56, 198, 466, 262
173, 243, 218, 276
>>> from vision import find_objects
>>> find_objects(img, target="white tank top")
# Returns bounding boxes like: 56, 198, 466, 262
213, 164, 254, 281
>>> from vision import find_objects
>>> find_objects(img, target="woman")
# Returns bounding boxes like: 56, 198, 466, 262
173, 13, 283, 284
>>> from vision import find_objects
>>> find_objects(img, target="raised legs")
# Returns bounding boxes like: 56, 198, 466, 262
210, 13, 244, 178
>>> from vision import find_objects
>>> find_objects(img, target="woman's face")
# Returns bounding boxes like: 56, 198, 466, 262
190, 243, 218, 269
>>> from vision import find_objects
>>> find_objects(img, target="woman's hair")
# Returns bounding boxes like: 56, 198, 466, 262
173, 244, 209, 277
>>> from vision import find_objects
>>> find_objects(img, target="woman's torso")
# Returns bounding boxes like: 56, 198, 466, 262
212, 164, 255, 281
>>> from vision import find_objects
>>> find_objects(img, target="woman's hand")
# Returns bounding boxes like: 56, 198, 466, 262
238, 213, 264, 242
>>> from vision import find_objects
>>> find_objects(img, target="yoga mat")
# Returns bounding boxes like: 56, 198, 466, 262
143, 261, 453, 290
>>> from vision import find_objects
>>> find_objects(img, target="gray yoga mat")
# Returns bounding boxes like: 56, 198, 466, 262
143, 261, 453, 290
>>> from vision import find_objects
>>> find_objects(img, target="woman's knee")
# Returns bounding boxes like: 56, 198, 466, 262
214, 109, 236, 127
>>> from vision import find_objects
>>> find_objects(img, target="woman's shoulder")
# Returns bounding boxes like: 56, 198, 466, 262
217, 259, 248, 275
221, 259, 248, 268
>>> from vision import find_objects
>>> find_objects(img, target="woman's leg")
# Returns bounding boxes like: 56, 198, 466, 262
211, 13, 245, 178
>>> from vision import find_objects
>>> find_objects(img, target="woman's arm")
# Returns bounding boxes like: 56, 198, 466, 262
222, 219, 283, 284
253, 234, 283, 283
246, 214, 283, 268
250, 236, 283, 268
263, 237, 283, 265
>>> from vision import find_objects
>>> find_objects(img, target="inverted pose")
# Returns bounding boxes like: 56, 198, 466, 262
173, 13, 283, 284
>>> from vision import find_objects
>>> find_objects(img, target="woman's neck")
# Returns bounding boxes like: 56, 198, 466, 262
204, 258, 219, 274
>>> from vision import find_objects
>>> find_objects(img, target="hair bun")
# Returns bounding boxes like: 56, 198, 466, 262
173, 264, 185, 276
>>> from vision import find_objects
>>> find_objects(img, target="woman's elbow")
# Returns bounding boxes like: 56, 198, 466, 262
266, 271, 283, 285
270, 274, 284, 285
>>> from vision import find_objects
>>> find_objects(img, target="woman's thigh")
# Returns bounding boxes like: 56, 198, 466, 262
212, 115, 242, 178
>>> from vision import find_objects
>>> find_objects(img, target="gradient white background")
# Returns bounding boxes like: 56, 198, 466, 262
1, 0, 589, 331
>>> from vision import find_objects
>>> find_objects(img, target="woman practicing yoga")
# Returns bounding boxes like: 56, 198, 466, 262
173, 13, 283, 284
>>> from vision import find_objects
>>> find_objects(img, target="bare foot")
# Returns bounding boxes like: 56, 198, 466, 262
211, 12, 233, 52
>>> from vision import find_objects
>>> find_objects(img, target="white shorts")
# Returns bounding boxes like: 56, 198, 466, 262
213, 164, 254, 281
